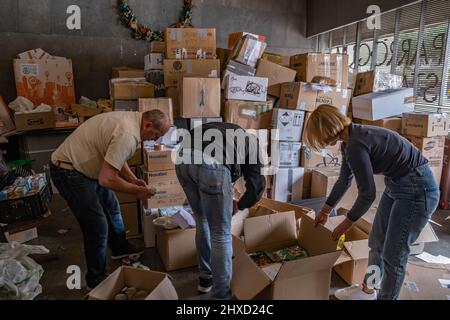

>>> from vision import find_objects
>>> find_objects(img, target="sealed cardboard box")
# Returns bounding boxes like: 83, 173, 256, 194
110, 79, 155, 100
290, 53, 349, 89
190, 117, 222, 130
142, 169, 187, 209
301, 142, 342, 168
311, 167, 341, 198
156, 227, 197, 271
358, 117, 403, 133
166, 87, 180, 117
231, 207, 342, 300
181, 78, 221, 118
224, 75, 268, 102
164, 59, 220, 87
404, 135, 445, 185
14, 111, 55, 131
13, 50, 76, 109
221, 60, 256, 89
143, 147, 177, 172
144, 53, 164, 71
0, 96, 15, 135
228, 32, 266, 49
272, 108, 305, 142
87, 266, 178, 300
279, 82, 318, 111
271, 167, 304, 202
165, 28, 216, 59
352, 88, 415, 121
216, 47, 232, 71
271, 141, 302, 168
316, 88, 351, 115
353, 70, 403, 97
262, 53, 290, 67
138, 98, 173, 124
402, 112, 448, 138
112, 100, 138, 111
112, 67, 145, 79
231, 36, 267, 68
255, 59, 296, 97
120, 202, 140, 238
149, 41, 166, 54
224, 100, 273, 129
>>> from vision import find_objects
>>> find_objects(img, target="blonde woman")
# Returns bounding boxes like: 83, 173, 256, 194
303, 104, 439, 300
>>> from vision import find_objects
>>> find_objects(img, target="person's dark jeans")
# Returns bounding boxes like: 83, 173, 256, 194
49, 163, 128, 288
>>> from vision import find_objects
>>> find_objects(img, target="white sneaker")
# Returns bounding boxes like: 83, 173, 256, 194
335, 284, 377, 300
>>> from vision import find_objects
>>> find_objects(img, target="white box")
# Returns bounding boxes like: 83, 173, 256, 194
272, 108, 305, 142
352, 88, 415, 121
4, 227, 38, 244
271, 167, 304, 202
224, 75, 268, 102
144, 53, 164, 70
271, 141, 302, 167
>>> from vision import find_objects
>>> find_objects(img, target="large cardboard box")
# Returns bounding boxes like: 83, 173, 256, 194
351, 88, 415, 121
223, 100, 273, 129
149, 41, 166, 54
271, 167, 304, 202
228, 32, 266, 49
180, 78, 221, 118
290, 53, 349, 89
231, 36, 267, 68
224, 75, 268, 102
120, 202, 140, 238
301, 142, 342, 168
358, 117, 403, 133
221, 60, 256, 89
262, 52, 290, 67
255, 59, 296, 97
143, 147, 176, 172
13, 50, 76, 109
404, 135, 445, 185
110, 79, 155, 100
145, 69, 165, 97
156, 227, 197, 271
271, 108, 305, 142
271, 141, 301, 168
14, 111, 55, 131
112, 67, 145, 79
165, 28, 216, 59
279, 82, 318, 111
144, 53, 164, 71
166, 87, 180, 117
316, 88, 351, 116
87, 266, 178, 300
141, 169, 187, 209
402, 112, 448, 138
231, 208, 342, 300
0, 96, 15, 135
163, 59, 220, 87
353, 70, 403, 97
311, 167, 341, 198
138, 98, 173, 124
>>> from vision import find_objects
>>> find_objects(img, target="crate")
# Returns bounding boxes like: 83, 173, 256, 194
0, 183, 52, 224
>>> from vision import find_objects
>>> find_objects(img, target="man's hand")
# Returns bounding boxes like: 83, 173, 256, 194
315, 204, 333, 226
332, 218, 354, 241
132, 178, 147, 187
137, 186, 156, 201
232, 200, 239, 216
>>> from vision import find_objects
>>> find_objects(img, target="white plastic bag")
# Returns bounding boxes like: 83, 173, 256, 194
152, 216, 179, 230
8, 96, 34, 113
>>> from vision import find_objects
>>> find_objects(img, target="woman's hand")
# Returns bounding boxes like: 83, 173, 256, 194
315, 204, 333, 226
332, 218, 354, 241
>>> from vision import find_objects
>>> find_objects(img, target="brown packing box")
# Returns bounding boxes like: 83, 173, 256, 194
279, 82, 317, 111
358, 117, 403, 133
231, 205, 342, 300
110, 79, 155, 100
262, 53, 290, 67
302, 168, 313, 199
404, 135, 445, 185
311, 167, 341, 198
87, 266, 178, 300
149, 41, 166, 54
112, 67, 145, 79
316, 88, 352, 116
180, 78, 221, 118
228, 32, 266, 49
166, 87, 180, 118
120, 202, 140, 238
290, 53, 349, 89
216, 48, 232, 71
127, 147, 142, 166
165, 28, 216, 59
143, 147, 176, 172
0, 96, 15, 134
353, 70, 403, 97
223, 100, 273, 129
14, 111, 55, 131
255, 59, 296, 97
402, 112, 448, 137
231, 36, 267, 68
301, 141, 342, 168
163, 59, 220, 87
138, 98, 174, 124
399, 262, 450, 300
156, 227, 197, 271
141, 169, 187, 209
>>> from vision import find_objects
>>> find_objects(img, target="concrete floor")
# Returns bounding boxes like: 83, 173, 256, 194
27, 195, 450, 300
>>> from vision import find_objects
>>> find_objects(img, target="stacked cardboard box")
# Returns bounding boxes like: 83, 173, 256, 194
145, 45, 165, 97
110, 71, 155, 111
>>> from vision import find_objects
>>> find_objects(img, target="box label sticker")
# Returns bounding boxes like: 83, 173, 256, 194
20, 63, 39, 76
240, 108, 257, 118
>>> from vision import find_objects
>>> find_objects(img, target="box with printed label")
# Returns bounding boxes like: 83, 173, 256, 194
224, 100, 273, 129
180, 78, 221, 118
143, 147, 177, 172
165, 28, 216, 60
271, 141, 302, 168
271, 167, 304, 202
353, 70, 403, 97
255, 59, 296, 97
279, 82, 318, 111
221, 60, 256, 89
316, 88, 351, 116
230, 36, 267, 68
141, 169, 187, 209
402, 112, 448, 138
271, 109, 305, 142
301, 142, 342, 168
164, 59, 220, 88
144, 53, 164, 71
224, 75, 268, 102
14, 111, 55, 131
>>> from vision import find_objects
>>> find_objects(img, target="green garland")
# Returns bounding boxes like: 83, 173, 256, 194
118, 0, 194, 41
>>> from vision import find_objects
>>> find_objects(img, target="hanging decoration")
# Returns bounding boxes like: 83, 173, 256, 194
118, 0, 194, 41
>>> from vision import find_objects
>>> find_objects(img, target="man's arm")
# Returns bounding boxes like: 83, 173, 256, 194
120, 162, 139, 183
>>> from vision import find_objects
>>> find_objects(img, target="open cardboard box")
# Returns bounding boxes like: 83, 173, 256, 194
87, 266, 178, 300
231, 199, 343, 300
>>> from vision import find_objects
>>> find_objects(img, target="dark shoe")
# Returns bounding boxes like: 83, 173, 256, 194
197, 277, 213, 294
111, 242, 144, 260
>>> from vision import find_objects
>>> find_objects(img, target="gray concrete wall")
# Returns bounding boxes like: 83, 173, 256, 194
0, 0, 313, 103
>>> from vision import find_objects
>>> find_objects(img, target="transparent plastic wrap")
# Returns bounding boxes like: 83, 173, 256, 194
0, 242, 49, 300
373, 70, 403, 92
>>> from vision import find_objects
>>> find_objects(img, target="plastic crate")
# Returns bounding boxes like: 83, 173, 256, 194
0, 182, 52, 224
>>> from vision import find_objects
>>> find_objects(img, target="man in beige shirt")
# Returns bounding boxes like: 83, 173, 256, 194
50, 110, 170, 289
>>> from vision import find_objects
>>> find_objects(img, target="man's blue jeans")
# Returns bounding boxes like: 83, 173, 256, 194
49, 163, 128, 288
363, 163, 440, 300
176, 163, 233, 300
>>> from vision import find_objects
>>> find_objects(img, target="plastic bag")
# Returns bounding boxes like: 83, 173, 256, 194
0, 242, 49, 300
152, 216, 179, 230
8, 96, 34, 113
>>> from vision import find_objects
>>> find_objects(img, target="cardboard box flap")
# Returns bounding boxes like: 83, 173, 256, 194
243, 211, 297, 252
276, 250, 342, 282
231, 251, 272, 300
343, 239, 369, 261
298, 212, 342, 256
257, 198, 312, 221
415, 222, 438, 244
146, 276, 178, 300
334, 250, 353, 266
232, 235, 247, 254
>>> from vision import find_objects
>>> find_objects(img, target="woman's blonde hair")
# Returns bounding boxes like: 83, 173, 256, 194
303, 104, 351, 150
